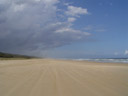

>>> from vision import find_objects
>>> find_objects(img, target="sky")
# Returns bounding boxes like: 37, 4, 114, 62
0, 0, 127, 59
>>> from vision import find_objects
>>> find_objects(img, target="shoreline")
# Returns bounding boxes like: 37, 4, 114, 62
0, 58, 128, 65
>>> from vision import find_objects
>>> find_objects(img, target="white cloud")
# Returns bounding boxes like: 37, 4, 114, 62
55, 27, 90, 35
65, 5, 88, 17
55, 27, 90, 41
67, 17, 76, 22
125, 50, 128, 55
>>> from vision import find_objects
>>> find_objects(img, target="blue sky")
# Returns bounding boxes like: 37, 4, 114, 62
0, 0, 127, 58
47, 0, 128, 58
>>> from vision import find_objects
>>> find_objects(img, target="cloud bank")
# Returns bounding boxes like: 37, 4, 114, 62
0, 0, 90, 55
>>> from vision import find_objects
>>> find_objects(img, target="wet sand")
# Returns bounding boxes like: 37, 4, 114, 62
0, 59, 128, 96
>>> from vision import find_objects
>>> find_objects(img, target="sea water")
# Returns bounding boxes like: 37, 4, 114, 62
74, 58, 128, 63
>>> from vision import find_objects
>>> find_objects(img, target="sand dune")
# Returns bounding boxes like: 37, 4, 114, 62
0, 59, 128, 96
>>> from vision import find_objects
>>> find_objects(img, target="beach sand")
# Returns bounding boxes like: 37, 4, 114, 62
0, 59, 128, 96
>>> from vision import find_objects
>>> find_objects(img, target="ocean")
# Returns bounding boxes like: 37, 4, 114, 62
74, 58, 128, 63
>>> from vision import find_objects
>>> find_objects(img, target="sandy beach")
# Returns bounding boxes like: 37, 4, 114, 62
0, 59, 128, 96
